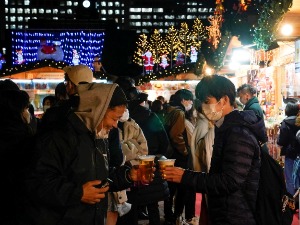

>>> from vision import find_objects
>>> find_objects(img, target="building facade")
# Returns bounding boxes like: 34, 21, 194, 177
1, 0, 214, 33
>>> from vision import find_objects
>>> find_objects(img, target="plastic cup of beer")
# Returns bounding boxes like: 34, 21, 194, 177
138, 155, 155, 185
158, 159, 176, 179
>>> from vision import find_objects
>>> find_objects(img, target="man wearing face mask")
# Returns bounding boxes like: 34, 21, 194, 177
163, 89, 196, 225
237, 83, 264, 119
164, 75, 268, 225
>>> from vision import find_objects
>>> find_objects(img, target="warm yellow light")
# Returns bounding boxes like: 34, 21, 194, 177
281, 24, 293, 36
205, 67, 213, 75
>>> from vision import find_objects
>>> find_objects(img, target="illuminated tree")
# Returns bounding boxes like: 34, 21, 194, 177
190, 18, 207, 49
164, 26, 182, 68
133, 34, 149, 66
149, 29, 165, 72
178, 22, 192, 64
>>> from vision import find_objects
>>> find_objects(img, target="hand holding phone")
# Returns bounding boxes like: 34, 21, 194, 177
95, 178, 113, 188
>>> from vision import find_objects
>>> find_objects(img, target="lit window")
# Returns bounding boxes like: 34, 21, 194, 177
18, 16, 23, 21
18, 25, 23, 29
74, 2, 78, 6
108, 10, 113, 15
101, 1, 106, 6
153, 8, 163, 13
130, 15, 141, 19
115, 18, 118, 23
53, 17, 58, 20
10, 8, 16, 13
17, 8, 23, 13
101, 10, 106, 15
25, 25, 28, 28
130, 8, 141, 12
115, 10, 120, 14
24, 0, 30, 5
53, 9, 58, 14
60, 2, 65, 6
122, 10, 124, 14
199, 8, 208, 12
101, 18, 107, 20
115, 2, 120, 7
25, 17, 30, 22
142, 8, 152, 13
32, 17, 37, 19
39, 9, 44, 14
108, 2, 113, 7
6, 24, 9, 29
25, 8, 30, 14
187, 15, 196, 19
46, 9, 51, 14
66, 1, 72, 6
32, 9, 37, 14
5, 16, 8, 21
5, 8, 8, 13
5, 0, 8, 5
11, 16, 16, 22
60, 10, 66, 14
67, 9, 72, 14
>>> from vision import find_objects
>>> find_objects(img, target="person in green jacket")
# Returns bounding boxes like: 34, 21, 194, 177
237, 83, 264, 119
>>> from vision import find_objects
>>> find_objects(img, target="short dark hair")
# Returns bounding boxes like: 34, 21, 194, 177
0, 79, 19, 91
195, 75, 236, 106
171, 89, 193, 107
151, 100, 163, 113
42, 95, 56, 106
55, 82, 67, 100
109, 85, 128, 108
237, 83, 257, 96
285, 102, 299, 117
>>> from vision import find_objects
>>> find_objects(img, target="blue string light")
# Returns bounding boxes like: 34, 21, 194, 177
11, 30, 105, 70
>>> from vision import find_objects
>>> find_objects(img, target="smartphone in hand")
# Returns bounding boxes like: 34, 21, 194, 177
95, 178, 113, 188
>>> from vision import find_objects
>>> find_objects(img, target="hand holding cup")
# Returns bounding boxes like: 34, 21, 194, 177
158, 159, 176, 179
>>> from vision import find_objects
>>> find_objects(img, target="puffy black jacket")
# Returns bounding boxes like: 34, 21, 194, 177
277, 115, 300, 159
181, 110, 267, 225
23, 112, 132, 225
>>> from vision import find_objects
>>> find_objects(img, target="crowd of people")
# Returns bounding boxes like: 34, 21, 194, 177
0, 64, 299, 225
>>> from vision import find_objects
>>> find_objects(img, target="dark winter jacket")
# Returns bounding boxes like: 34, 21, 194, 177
181, 110, 267, 225
0, 116, 36, 224
277, 115, 300, 159
23, 84, 133, 225
129, 104, 169, 156
244, 96, 264, 119
128, 103, 170, 205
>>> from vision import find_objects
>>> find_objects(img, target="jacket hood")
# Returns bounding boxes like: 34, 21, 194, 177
75, 83, 117, 132
284, 116, 297, 127
219, 110, 268, 144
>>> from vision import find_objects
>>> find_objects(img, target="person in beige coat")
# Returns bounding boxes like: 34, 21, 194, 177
106, 109, 148, 225
190, 105, 215, 225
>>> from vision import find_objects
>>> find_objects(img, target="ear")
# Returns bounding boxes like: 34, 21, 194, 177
222, 95, 230, 105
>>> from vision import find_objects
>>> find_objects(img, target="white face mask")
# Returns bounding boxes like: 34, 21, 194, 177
43, 105, 51, 112
119, 109, 129, 122
22, 108, 31, 124
202, 100, 223, 121
96, 121, 109, 139
184, 103, 193, 112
